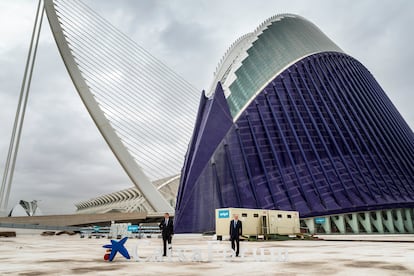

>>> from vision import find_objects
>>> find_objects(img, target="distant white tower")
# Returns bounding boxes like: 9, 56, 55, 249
8, 200, 43, 217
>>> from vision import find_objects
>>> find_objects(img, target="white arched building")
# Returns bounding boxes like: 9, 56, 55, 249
75, 175, 179, 214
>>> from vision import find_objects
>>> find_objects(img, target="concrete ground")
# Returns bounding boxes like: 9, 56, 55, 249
0, 230, 413, 275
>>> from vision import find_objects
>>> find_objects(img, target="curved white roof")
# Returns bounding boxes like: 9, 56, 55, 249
209, 14, 343, 119
75, 175, 180, 214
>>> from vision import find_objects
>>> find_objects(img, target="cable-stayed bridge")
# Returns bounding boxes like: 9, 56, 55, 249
0, 0, 200, 215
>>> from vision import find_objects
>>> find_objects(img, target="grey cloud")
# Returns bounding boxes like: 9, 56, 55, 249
1, 0, 413, 214
160, 20, 211, 55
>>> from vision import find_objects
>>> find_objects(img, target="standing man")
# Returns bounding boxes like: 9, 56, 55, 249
159, 212, 174, 257
229, 214, 242, 257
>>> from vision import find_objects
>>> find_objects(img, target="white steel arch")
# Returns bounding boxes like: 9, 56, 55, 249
43, 0, 200, 213
44, 0, 172, 212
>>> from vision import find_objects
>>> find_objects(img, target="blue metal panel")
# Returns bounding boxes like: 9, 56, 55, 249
255, 97, 294, 209
271, 83, 316, 211
287, 70, 340, 208
343, 59, 414, 196
322, 56, 398, 200
245, 112, 278, 207
279, 75, 327, 209
223, 143, 242, 206
348, 59, 414, 173
235, 126, 260, 207
307, 59, 372, 203
302, 60, 367, 204
294, 62, 354, 206
313, 58, 379, 201
211, 162, 224, 206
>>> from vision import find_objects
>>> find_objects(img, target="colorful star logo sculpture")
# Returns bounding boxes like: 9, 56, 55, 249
103, 237, 131, 261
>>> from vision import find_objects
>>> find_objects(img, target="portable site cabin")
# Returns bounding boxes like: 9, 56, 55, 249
215, 208, 300, 240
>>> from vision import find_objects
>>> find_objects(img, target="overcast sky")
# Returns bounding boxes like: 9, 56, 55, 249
0, 0, 413, 215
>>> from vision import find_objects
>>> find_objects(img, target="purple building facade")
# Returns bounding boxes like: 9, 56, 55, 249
175, 15, 414, 234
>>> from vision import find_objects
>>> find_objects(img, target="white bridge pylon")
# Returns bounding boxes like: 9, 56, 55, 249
9, 0, 198, 213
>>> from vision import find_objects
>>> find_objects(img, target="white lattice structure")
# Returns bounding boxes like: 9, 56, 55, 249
75, 175, 180, 214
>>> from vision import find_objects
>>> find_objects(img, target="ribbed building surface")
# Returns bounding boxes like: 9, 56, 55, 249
76, 175, 179, 214
175, 14, 414, 233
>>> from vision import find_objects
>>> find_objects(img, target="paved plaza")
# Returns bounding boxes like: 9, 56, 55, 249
0, 230, 413, 275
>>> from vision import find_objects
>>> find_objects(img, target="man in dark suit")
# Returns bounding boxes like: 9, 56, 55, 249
159, 212, 174, 256
229, 214, 242, 256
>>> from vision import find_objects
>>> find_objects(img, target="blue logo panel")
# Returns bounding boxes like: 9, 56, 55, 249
314, 217, 326, 224
218, 210, 230, 218
127, 225, 139, 232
